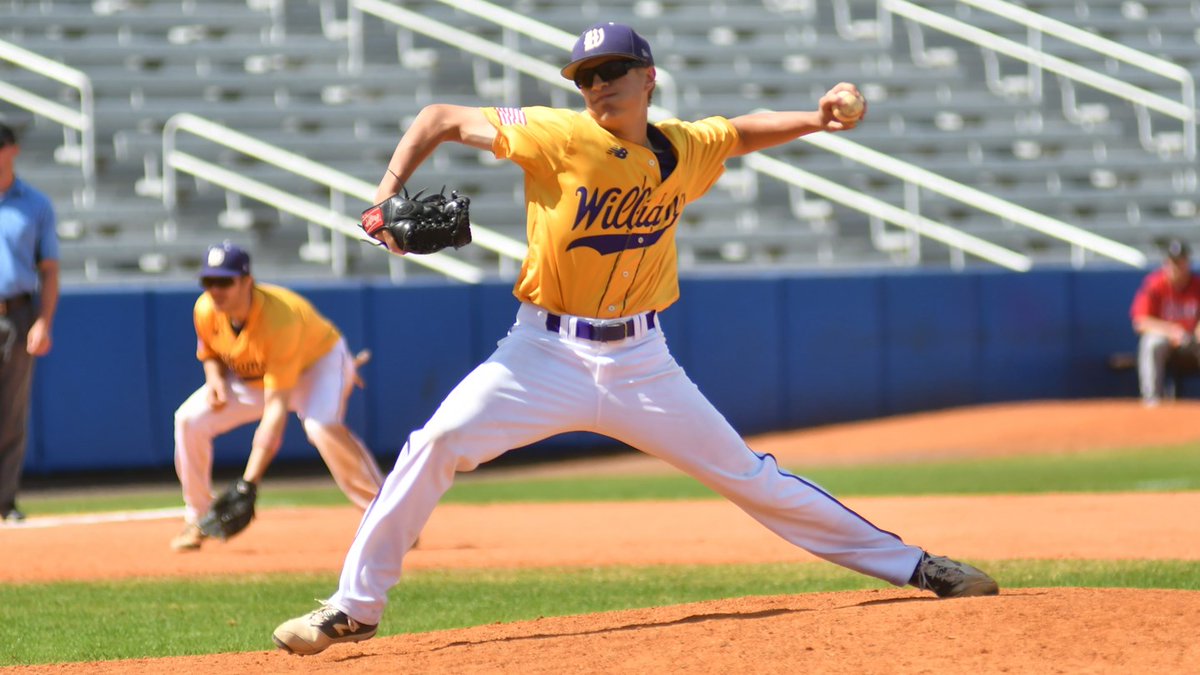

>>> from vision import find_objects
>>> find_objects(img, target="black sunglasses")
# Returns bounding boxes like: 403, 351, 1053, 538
200, 276, 237, 289
573, 59, 644, 89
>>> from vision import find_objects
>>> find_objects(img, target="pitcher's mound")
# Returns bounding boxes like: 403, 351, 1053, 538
40, 587, 1200, 674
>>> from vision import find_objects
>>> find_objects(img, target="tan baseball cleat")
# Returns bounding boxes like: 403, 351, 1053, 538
273, 603, 378, 656
169, 523, 206, 551
909, 552, 1000, 598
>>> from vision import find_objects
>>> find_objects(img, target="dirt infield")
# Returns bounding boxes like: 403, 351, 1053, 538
4, 400, 1200, 673
13, 589, 1199, 675
5, 492, 1200, 584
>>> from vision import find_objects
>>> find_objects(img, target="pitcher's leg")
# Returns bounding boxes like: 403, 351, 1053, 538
602, 354, 922, 586
327, 333, 596, 624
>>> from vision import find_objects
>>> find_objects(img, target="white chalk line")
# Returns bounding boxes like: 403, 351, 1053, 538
1, 507, 186, 529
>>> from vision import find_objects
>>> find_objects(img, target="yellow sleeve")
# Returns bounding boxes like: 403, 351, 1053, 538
193, 295, 218, 362
483, 106, 575, 178
663, 116, 740, 204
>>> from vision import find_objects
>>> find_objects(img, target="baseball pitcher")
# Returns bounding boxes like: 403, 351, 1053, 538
273, 22, 998, 655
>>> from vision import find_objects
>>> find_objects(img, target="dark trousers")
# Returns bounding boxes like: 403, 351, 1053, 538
0, 301, 35, 512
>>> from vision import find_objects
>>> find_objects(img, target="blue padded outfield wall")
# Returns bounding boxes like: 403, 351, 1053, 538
24, 266, 1148, 475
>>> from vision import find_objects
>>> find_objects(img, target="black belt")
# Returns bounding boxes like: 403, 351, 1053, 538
546, 311, 656, 342
0, 294, 31, 316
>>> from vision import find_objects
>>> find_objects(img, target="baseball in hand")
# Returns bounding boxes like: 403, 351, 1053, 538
832, 90, 865, 123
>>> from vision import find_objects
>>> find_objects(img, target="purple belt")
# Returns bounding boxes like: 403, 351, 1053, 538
545, 311, 656, 342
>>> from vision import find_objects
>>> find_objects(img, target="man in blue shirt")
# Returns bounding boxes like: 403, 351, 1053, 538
0, 122, 60, 523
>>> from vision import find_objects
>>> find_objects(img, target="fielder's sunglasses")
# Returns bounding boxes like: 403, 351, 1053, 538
200, 276, 237, 289
573, 59, 646, 89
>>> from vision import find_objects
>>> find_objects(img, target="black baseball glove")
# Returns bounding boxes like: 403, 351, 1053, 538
360, 187, 472, 254
197, 478, 257, 540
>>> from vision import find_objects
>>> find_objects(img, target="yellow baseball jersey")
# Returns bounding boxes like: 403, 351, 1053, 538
194, 283, 341, 391
483, 106, 739, 318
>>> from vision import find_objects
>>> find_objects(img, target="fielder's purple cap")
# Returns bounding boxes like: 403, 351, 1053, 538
200, 241, 251, 278
561, 22, 654, 80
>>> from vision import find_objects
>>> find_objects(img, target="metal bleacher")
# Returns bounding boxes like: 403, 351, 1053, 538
0, 0, 1196, 283
883, 0, 1198, 258
1, 0, 451, 281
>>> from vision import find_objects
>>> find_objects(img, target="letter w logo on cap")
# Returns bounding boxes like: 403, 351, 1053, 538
583, 27, 605, 51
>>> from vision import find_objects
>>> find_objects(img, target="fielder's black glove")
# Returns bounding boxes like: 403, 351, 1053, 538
197, 478, 257, 540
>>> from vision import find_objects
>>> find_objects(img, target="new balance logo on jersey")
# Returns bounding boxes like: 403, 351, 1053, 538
608, 146, 628, 159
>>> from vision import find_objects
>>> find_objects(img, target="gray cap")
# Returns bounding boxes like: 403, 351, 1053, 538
1165, 238, 1191, 260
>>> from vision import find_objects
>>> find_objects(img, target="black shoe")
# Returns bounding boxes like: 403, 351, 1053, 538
2, 507, 26, 523
909, 552, 999, 598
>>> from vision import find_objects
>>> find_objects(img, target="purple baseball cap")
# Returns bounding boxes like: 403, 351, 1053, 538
561, 22, 654, 80
200, 241, 251, 278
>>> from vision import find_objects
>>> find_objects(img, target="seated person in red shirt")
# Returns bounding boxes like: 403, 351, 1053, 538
1130, 239, 1200, 406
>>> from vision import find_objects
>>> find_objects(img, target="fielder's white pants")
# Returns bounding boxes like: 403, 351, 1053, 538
329, 304, 924, 624
174, 338, 382, 524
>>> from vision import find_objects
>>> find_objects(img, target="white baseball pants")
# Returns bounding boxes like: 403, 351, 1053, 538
329, 303, 924, 624
174, 338, 382, 523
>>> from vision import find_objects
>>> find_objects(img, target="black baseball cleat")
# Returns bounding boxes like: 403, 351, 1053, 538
1, 507, 25, 523
273, 603, 378, 656
909, 552, 1000, 598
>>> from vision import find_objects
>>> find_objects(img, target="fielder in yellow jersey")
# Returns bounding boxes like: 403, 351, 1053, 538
274, 22, 997, 655
172, 242, 383, 551
193, 282, 339, 391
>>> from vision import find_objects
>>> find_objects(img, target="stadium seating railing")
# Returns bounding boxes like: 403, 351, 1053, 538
742, 152, 1031, 270
366, 0, 1154, 270
791, 130, 1148, 267
347, 0, 679, 116
161, 113, 527, 282
0, 38, 96, 202
880, 0, 1197, 159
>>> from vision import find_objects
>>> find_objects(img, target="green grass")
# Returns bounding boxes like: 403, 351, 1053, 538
439, 443, 1200, 502
794, 443, 1200, 496
1, 560, 1197, 666
20, 443, 1200, 516
6, 445, 1198, 666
